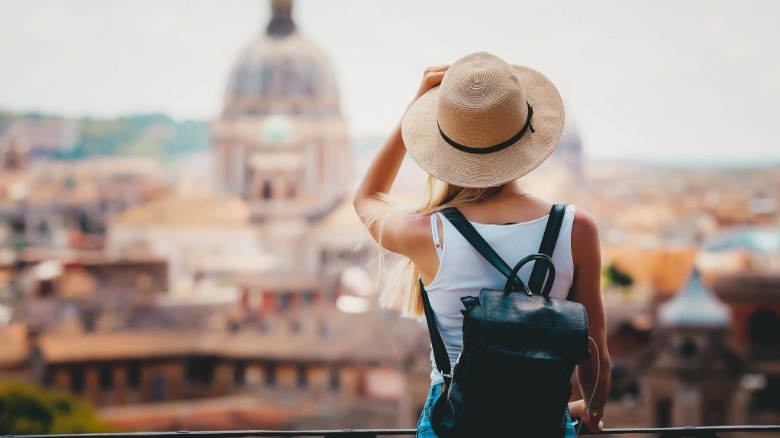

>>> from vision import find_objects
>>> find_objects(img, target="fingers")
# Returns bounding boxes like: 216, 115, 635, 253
422, 65, 449, 85
423, 70, 446, 87
411, 64, 449, 103
568, 400, 585, 419
424, 64, 450, 74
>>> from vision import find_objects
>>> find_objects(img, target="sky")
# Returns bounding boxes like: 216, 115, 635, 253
0, 0, 778, 163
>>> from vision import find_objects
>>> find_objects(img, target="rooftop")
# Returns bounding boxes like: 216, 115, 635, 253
658, 270, 730, 327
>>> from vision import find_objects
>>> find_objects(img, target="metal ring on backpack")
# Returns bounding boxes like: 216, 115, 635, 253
503, 253, 556, 296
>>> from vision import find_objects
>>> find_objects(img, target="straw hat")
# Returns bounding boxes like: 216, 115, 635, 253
402, 52, 565, 188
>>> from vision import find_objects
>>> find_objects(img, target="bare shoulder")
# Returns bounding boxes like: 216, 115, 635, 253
571, 208, 601, 261
399, 213, 433, 245
569, 207, 603, 304
572, 208, 599, 238
377, 211, 433, 258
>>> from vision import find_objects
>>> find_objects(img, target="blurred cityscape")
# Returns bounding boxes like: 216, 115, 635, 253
1, 0, 779, 435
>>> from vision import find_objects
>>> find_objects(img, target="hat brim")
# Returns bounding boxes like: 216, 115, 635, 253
401, 65, 565, 188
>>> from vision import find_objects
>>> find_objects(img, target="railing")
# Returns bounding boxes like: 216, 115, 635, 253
4, 425, 780, 438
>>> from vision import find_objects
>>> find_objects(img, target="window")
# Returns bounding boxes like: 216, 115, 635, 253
302, 291, 317, 306
296, 364, 308, 389
127, 363, 141, 389
262, 180, 272, 200
38, 279, 55, 297
679, 339, 698, 358
749, 309, 780, 349
278, 293, 292, 311
265, 363, 277, 386
42, 367, 54, 388
234, 361, 246, 386
184, 356, 215, 385
152, 374, 166, 402
99, 364, 113, 390
329, 367, 340, 391
70, 366, 84, 394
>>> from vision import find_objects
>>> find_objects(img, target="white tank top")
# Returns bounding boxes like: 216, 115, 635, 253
424, 205, 576, 385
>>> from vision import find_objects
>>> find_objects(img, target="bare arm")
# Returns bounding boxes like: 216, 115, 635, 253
569, 209, 611, 432
352, 66, 448, 256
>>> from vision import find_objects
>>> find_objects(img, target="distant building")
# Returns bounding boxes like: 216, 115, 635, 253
17, 307, 429, 431
0, 134, 30, 172
212, 0, 350, 221
109, 0, 368, 305
0, 118, 80, 158
641, 270, 743, 427
713, 273, 780, 424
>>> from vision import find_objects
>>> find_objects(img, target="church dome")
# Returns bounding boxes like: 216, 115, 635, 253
658, 270, 731, 328
223, 0, 341, 117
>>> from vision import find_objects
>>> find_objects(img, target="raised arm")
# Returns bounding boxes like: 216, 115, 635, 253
352, 66, 448, 256
569, 209, 611, 432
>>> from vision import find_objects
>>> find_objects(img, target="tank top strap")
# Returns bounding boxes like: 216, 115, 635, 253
430, 212, 443, 259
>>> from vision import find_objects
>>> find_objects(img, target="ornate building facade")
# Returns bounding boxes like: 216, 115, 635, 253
212, 0, 351, 222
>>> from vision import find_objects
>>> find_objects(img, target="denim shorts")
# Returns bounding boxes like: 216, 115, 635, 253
416, 383, 576, 438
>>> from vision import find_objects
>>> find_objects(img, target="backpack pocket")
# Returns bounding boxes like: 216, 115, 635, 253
468, 289, 590, 364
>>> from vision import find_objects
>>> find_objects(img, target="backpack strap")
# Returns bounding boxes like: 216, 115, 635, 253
440, 208, 525, 291
420, 281, 452, 385
528, 203, 568, 296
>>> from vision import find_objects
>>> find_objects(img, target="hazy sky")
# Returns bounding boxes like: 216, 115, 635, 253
0, 0, 778, 163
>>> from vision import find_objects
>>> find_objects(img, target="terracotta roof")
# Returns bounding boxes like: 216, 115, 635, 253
109, 195, 250, 228
38, 308, 427, 365
0, 325, 29, 367
39, 330, 208, 362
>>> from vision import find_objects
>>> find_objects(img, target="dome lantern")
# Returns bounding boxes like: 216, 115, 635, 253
267, 0, 295, 38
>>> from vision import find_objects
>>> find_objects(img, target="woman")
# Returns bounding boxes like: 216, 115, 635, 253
353, 52, 610, 436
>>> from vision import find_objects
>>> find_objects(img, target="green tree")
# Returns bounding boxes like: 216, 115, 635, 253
603, 262, 634, 288
0, 381, 110, 434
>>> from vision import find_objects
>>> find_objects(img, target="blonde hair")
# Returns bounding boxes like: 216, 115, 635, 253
373, 175, 502, 318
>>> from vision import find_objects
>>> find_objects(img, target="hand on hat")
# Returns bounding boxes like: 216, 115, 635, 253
413, 65, 449, 102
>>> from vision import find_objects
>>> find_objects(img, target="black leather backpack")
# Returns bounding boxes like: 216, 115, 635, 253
421, 203, 591, 437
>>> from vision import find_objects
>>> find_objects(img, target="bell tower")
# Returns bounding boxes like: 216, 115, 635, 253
640, 271, 744, 427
